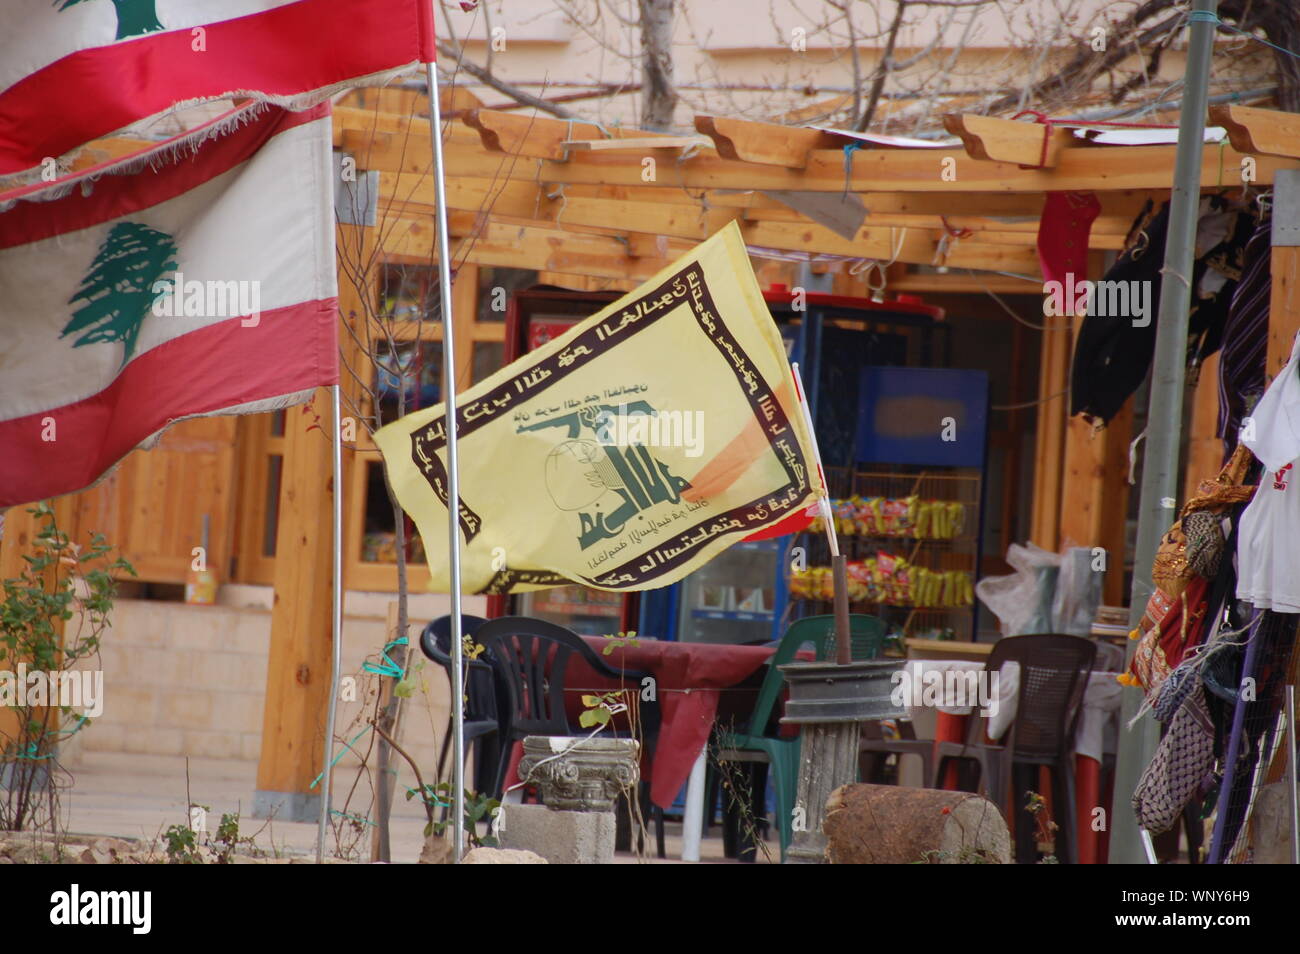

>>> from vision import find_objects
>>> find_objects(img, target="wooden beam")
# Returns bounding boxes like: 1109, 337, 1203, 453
339, 105, 1298, 194
561, 136, 709, 152
943, 114, 1074, 169
1210, 104, 1300, 160
695, 115, 841, 168
377, 176, 1132, 250
462, 109, 681, 160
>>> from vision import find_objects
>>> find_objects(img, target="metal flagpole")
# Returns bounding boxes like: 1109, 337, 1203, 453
425, 60, 467, 861
317, 384, 346, 863
1109, 0, 1219, 864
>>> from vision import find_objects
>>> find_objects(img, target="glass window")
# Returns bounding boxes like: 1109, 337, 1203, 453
372, 340, 443, 425
472, 340, 504, 383
477, 267, 538, 322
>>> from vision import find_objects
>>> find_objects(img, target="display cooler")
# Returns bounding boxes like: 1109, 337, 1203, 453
488, 284, 989, 644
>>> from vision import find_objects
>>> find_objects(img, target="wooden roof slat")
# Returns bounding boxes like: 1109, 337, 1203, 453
561, 136, 711, 152
1210, 104, 1300, 160
943, 114, 1076, 169
695, 115, 842, 168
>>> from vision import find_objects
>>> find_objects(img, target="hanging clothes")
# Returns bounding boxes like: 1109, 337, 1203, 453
1070, 196, 1257, 426
1217, 215, 1272, 461
1237, 333, 1300, 613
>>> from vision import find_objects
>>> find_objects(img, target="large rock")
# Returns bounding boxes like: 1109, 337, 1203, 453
823, 783, 1011, 864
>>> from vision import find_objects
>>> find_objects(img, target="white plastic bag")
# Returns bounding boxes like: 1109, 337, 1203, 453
975, 543, 1061, 636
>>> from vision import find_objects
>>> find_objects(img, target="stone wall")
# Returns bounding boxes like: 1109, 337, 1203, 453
61, 589, 487, 799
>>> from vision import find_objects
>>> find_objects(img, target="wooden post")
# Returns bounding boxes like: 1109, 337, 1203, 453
253, 386, 337, 821
452, 262, 479, 391
1183, 351, 1225, 502
1029, 314, 1072, 550
1058, 393, 1134, 608
253, 222, 371, 822
1267, 171, 1300, 381
787, 722, 863, 863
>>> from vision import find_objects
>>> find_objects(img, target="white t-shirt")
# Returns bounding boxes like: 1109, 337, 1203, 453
1237, 334, 1300, 612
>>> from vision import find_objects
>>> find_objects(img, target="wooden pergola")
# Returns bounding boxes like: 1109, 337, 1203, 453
8, 91, 1298, 816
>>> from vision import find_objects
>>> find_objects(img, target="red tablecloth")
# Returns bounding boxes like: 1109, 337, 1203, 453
502, 637, 781, 809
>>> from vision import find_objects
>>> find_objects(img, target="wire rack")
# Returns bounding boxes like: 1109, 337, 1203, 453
790, 466, 983, 640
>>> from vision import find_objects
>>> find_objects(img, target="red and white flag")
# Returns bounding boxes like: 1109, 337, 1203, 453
0, 102, 338, 507
0, 0, 435, 177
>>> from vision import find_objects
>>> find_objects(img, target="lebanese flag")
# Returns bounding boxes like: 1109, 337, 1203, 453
0, 101, 337, 508
0, 0, 435, 177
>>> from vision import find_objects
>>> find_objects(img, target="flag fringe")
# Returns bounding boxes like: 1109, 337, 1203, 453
0, 62, 423, 197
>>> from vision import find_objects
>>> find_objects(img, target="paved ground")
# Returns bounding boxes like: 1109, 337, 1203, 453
58, 751, 776, 863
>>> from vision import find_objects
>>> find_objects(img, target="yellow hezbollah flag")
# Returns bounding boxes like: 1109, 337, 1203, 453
374, 222, 824, 594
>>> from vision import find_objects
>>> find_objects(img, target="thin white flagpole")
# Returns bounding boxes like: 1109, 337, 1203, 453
317, 384, 345, 863
789, 362, 839, 560
425, 59, 467, 861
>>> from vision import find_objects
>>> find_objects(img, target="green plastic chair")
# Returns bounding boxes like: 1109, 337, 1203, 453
716, 614, 886, 860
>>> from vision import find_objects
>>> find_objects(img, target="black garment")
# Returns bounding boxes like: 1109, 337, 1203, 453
1070, 196, 1257, 425
1217, 216, 1272, 462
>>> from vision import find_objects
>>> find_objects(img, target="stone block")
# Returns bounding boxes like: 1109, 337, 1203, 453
182, 729, 239, 760
160, 690, 213, 729
463, 847, 547, 864
498, 802, 616, 864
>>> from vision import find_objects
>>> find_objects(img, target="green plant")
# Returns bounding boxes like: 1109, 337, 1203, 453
579, 690, 630, 729
599, 630, 640, 656
163, 823, 201, 864
408, 782, 500, 848
0, 503, 133, 832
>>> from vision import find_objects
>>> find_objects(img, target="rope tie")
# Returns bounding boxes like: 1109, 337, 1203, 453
842, 141, 861, 198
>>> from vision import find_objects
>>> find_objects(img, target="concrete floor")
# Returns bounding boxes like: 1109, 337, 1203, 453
58, 751, 776, 863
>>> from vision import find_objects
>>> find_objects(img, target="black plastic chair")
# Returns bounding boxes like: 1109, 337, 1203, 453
932, 633, 1096, 863
474, 616, 665, 857
418, 614, 504, 799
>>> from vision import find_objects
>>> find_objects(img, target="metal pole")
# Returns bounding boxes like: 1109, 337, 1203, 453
1109, 0, 1220, 864
425, 60, 467, 861
317, 384, 345, 863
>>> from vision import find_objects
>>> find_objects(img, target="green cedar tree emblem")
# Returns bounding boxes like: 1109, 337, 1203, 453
61, 222, 179, 365
56, 0, 165, 41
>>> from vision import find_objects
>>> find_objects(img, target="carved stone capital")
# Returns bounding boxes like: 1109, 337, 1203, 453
518, 736, 640, 812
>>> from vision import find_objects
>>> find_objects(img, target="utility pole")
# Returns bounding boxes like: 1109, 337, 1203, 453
1109, 0, 1220, 864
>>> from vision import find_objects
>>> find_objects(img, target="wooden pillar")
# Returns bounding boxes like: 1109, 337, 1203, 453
252, 386, 337, 820
1267, 172, 1300, 379
1184, 351, 1225, 502
1058, 293, 1134, 606
452, 262, 479, 391
254, 223, 371, 820
1058, 395, 1133, 607
1029, 314, 1072, 550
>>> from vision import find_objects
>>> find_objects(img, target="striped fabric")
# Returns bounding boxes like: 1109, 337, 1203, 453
1217, 217, 1272, 461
